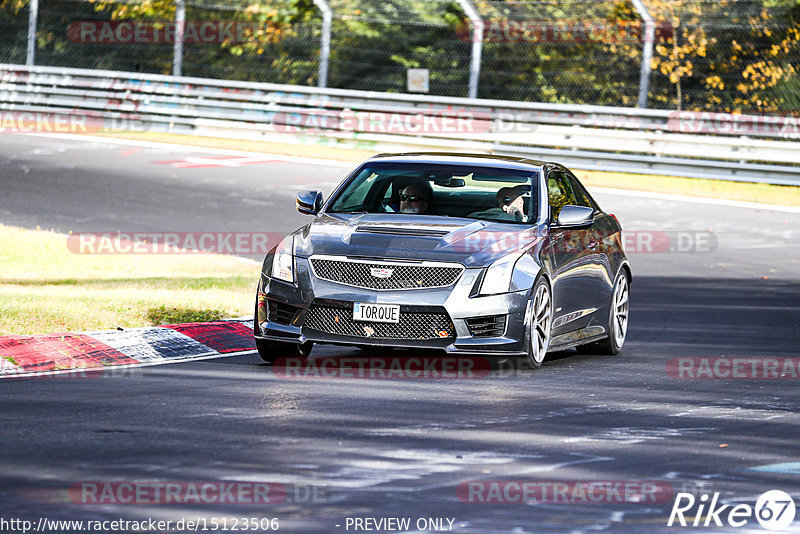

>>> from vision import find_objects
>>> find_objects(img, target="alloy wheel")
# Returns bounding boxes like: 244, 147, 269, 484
529, 282, 552, 365
611, 274, 629, 347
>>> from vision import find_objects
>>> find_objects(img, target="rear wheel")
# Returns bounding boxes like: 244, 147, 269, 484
578, 271, 629, 355
255, 338, 313, 365
525, 277, 552, 369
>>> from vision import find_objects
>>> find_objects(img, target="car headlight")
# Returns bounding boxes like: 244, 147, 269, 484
270, 235, 295, 283
478, 254, 521, 296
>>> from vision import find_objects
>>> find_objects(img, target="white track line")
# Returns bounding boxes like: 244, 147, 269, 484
25, 133, 800, 213
24, 133, 357, 168
590, 186, 800, 214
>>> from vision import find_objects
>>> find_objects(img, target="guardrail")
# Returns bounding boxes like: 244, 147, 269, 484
1, 63, 798, 185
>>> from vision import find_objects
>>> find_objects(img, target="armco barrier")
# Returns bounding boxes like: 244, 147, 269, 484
1, 64, 799, 185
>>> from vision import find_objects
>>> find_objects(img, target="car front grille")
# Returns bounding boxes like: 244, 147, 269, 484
309, 257, 463, 290
303, 304, 455, 341
465, 315, 507, 337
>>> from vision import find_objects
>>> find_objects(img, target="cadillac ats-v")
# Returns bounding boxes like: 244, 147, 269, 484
254, 153, 630, 369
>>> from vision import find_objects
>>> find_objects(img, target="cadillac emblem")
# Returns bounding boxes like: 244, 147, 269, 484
370, 267, 394, 279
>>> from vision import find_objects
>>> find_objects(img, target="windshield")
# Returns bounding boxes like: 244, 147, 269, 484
328, 163, 539, 224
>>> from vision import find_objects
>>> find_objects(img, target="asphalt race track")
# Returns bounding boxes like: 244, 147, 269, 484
1, 133, 800, 533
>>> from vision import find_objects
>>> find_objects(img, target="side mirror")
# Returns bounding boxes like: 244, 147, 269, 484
297, 190, 323, 215
556, 205, 593, 227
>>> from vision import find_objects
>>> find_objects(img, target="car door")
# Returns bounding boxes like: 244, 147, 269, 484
545, 170, 604, 336
567, 171, 617, 307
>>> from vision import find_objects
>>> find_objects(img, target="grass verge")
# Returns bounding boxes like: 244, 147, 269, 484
93, 131, 800, 208
574, 170, 800, 208
0, 224, 258, 336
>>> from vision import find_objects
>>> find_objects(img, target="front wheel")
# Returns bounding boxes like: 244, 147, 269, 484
525, 277, 552, 369
255, 338, 313, 365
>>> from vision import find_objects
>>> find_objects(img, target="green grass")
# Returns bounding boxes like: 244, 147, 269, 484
0, 225, 258, 335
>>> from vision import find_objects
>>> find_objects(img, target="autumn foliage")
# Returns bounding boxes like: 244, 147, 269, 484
0, 0, 798, 112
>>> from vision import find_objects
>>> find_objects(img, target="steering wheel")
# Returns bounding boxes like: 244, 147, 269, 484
380, 199, 397, 213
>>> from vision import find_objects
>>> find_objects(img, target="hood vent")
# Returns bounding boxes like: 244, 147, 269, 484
355, 226, 449, 238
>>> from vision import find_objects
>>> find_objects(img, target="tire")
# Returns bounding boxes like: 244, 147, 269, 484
255, 338, 313, 365
254, 292, 313, 365
578, 271, 629, 355
525, 277, 553, 370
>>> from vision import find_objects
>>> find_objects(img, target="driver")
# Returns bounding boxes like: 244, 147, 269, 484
399, 183, 432, 214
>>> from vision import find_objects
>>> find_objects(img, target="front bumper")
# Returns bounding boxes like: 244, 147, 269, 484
255, 257, 530, 356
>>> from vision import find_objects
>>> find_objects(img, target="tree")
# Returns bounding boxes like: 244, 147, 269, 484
646, 0, 800, 112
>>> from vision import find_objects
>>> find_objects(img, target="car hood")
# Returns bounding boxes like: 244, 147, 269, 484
294, 213, 545, 268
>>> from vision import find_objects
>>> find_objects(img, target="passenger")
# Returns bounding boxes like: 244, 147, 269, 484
497, 186, 527, 220
468, 185, 529, 222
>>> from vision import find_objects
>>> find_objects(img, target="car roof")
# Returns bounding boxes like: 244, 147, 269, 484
367, 152, 550, 172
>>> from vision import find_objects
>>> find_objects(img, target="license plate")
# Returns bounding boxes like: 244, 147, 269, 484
353, 302, 400, 324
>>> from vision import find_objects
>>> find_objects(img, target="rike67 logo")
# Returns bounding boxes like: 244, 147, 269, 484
668, 490, 796, 530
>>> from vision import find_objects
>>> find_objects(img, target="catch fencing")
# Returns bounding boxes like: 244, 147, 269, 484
1, 0, 798, 112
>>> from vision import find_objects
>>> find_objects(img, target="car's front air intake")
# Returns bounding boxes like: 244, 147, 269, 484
303, 304, 455, 341
465, 315, 507, 337
355, 226, 450, 237
268, 301, 301, 326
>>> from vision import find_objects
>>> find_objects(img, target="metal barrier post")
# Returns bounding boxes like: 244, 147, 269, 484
313, 0, 332, 88
631, 0, 654, 108
173, 0, 186, 77
454, 0, 483, 99
26, 0, 38, 66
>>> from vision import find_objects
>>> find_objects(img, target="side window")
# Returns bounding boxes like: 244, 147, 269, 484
382, 183, 393, 205
336, 173, 379, 210
567, 175, 594, 209
547, 171, 578, 220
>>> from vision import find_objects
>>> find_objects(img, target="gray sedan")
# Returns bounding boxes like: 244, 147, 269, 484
254, 153, 630, 369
